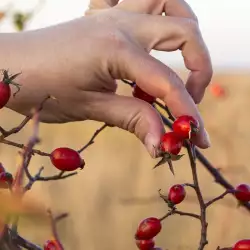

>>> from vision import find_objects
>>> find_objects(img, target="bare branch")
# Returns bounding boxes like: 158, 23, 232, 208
78, 123, 108, 153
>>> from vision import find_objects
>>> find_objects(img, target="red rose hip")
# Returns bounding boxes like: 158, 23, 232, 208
173, 115, 199, 139
132, 85, 155, 104
0, 172, 13, 189
44, 239, 62, 250
168, 184, 186, 205
136, 239, 155, 250
0, 70, 21, 109
0, 163, 5, 174
234, 184, 250, 202
50, 147, 84, 171
0, 81, 10, 109
233, 239, 250, 250
160, 132, 183, 155
136, 217, 162, 240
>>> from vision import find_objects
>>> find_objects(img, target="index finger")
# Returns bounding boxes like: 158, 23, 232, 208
116, 0, 213, 103
164, 0, 212, 103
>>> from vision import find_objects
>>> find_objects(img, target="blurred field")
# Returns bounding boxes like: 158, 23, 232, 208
1, 70, 250, 250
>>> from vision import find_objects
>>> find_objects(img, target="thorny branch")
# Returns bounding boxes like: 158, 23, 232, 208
161, 106, 208, 249
0, 95, 51, 140
122, 80, 244, 249
157, 109, 250, 212
0, 95, 106, 249
47, 209, 64, 250
78, 123, 108, 153
186, 141, 208, 250
0, 78, 247, 249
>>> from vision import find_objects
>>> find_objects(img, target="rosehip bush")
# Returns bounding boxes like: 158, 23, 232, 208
0, 74, 248, 250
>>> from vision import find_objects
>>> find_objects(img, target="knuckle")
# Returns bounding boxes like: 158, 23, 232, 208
110, 31, 127, 48
185, 19, 200, 37
180, 18, 200, 39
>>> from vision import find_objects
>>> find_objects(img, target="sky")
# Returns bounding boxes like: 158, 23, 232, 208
1, 0, 250, 70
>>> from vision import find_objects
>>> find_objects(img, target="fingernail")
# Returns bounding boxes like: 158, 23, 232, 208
144, 133, 159, 158
203, 128, 211, 147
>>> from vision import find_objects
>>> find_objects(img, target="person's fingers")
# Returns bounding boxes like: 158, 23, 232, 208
111, 43, 210, 148
116, 0, 198, 20
115, 0, 212, 104
117, 12, 212, 104
83, 92, 165, 158
164, 0, 198, 21
85, 0, 118, 15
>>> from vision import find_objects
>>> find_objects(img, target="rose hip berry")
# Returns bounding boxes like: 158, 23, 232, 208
0, 70, 21, 109
0, 172, 13, 189
210, 83, 226, 98
234, 184, 250, 202
135, 217, 162, 240
132, 85, 155, 104
160, 132, 183, 155
136, 239, 155, 250
168, 184, 186, 205
50, 147, 85, 171
233, 239, 250, 250
0, 163, 5, 174
172, 115, 199, 139
44, 239, 61, 250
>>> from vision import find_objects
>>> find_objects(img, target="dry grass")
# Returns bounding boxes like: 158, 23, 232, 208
1, 70, 250, 249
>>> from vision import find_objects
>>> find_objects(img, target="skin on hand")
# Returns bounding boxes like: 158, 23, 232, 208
1, 0, 212, 157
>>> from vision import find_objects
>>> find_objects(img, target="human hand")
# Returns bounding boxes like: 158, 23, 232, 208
5, 0, 212, 157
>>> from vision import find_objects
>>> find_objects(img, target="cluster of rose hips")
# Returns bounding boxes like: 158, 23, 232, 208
132, 84, 250, 250
0, 77, 248, 249
135, 184, 186, 250
132, 84, 199, 153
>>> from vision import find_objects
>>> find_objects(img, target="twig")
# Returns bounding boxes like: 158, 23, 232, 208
11, 230, 42, 250
47, 209, 64, 250
184, 183, 196, 189
186, 141, 208, 250
158, 112, 250, 212
24, 169, 77, 191
1, 139, 50, 156
205, 190, 233, 208
120, 79, 136, 87
159, 209, 200, 221
11, 109, 41, 194
0, 95, 51, 140
78, 123, 108, 153
55, 213, 68, 223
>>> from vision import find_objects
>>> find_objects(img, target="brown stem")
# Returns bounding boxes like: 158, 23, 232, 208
159, 209, 200, 221
78, 123, 108, 153
186, 141, 208, 250
205, 190, 233, 208
0, 95, 52, 140
158, 112, 250, 212
1, 139, 50, 156
47, 209, 64, 250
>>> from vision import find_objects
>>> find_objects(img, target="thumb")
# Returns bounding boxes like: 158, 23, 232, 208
84, 92, 165, 158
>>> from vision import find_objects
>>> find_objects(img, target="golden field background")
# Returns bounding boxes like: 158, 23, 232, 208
1, 70, 250, 250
